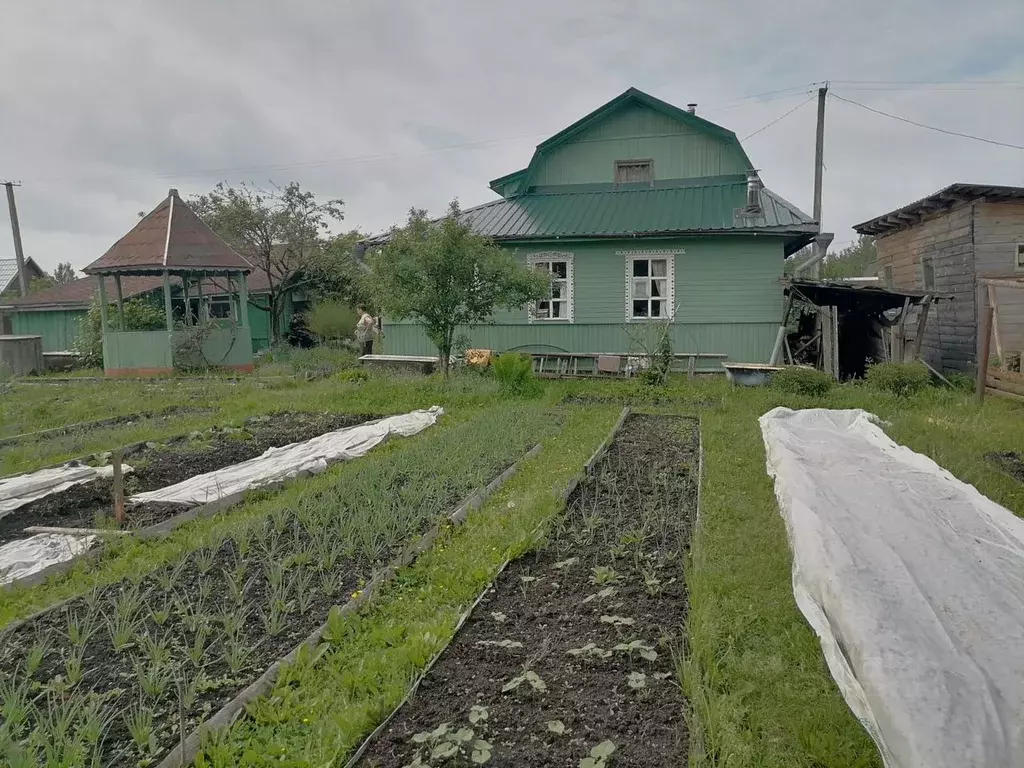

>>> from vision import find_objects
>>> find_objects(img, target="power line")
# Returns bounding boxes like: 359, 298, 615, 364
741, 93, 817, 141
830, 92, 1024, 150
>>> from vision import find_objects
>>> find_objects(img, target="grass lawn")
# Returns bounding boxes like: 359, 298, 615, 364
1, 369, 1022, 766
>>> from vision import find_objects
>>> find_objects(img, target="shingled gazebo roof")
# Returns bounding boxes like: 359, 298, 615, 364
84, 188, 252, 275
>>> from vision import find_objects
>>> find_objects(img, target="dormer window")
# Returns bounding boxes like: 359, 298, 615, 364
614, 159, 653, 185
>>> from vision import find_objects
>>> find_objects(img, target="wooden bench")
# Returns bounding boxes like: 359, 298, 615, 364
529, 352, 729, 378
358, 354, 440, 374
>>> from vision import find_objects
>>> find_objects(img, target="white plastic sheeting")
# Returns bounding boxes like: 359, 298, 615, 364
131, 407, 444, 507
0, 463, 131, 517
760, 408, 1024, 768
0, 532, 96, 585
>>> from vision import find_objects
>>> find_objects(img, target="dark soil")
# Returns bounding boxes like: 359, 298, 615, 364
358, 414, 699, 768
0, 528, 374, 768
0, 411, 373, 544
561, 392, 720, 408
986, 451, 1024, 483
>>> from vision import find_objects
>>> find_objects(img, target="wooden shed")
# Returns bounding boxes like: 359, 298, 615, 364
854, 183, 1024, 373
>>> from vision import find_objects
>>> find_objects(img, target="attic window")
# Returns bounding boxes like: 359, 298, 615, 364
614, 160, 653, 185
1016, 243, 1024, 272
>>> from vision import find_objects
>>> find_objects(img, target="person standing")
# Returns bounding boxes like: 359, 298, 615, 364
355, 304, 379, 356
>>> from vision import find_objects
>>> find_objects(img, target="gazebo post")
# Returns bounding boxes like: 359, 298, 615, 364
226, 274, 236, 321
96, 276, 109, 333
196, 271, 204, 322
114, 274, 124, 329
162, 270, 174, 332
181, 273, 191, 325
238, 272, 249, 329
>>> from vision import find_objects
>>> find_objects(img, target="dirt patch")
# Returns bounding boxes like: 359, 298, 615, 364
561, 392, 719, 408
986, 451, 1024, 484
0, 412, 373, 543
357, 414, 698, 768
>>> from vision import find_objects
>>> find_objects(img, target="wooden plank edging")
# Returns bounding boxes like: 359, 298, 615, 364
154, 442, 544, 768
341, 407, 630, 768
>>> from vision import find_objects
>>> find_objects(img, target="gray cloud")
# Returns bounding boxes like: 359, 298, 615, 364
1, 0, 1021, 271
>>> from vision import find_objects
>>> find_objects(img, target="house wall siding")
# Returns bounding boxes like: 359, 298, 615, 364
383, 235, 784, 364
873, 203, 977, 372
532, 104, 749, 186
974, 202, 1024, 363
11, 310, 86, 352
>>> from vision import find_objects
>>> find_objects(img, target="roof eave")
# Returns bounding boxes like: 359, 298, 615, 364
854, 182, 1024, 236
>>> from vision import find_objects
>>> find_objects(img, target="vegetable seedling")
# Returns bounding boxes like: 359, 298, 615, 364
579, 740, 616, 768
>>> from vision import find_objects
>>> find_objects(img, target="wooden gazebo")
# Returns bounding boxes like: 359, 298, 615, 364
83, 188, 254, 376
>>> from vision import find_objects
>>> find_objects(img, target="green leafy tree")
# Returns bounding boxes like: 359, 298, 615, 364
367, 201, 549, 376
822, 235, 876, 279
305, 299, 357, 345
189, 182, 345, 343
53, 262, 76, 285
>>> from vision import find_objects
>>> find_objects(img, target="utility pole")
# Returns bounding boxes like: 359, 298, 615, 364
810, 85, 828, 278
3, 181, 28, 297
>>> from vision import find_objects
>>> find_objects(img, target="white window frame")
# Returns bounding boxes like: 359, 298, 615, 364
527, 252, 574, 323
1015, 243, 1024, 272
620, 250, 680, 321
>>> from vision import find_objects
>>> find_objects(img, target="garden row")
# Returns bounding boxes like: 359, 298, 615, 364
354, 413, 698, 767
0, 411, 373, 544
0, 405, 558, 766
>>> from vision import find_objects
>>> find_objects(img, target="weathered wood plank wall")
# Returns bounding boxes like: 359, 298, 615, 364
873, 203, 976, 372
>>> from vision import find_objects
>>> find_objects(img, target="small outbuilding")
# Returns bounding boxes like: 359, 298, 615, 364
855, 183, 1024, 373
81, 188, 255, 376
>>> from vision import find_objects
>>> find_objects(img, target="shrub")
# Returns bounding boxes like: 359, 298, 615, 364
771, 366, 834, 397
946, 371, 974, 392
306, 300, 357, 345
492, 352, 541, 397
866, 361, 932, 396
336, 368, 369, 383
640, 333, 673, 386
74, 298, 166, 366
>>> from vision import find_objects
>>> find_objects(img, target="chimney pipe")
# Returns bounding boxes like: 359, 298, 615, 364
746, 170, 762, 212
686, 103, 697, 114
168, 188, 179, 198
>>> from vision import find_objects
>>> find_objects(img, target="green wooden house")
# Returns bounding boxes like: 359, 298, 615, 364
367, 88, 817, 368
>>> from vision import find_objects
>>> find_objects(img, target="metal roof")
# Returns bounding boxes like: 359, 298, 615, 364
84, 189, 253, 274
854, 183, 1024, 236
0, 258, 45, 293
459, 178, 814, 241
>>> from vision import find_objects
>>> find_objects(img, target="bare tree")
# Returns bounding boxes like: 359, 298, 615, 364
190, 182, 345, 343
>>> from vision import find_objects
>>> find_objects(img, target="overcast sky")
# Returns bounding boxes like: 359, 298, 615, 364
1, 1, 1022, 274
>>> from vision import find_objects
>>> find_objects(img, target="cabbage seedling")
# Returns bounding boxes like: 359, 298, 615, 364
501, 670, 547, 694
579, 740, 616, 768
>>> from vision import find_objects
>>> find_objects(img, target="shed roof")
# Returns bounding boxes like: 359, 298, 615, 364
785, 278, 938, 312
854, 183, 1024, 236
84, 189, 252, 274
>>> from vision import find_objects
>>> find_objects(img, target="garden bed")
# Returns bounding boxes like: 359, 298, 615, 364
0, 411, 372, 544
355, 413, 698, 768
985, 450, 1024, 484
0, 408, 554, 767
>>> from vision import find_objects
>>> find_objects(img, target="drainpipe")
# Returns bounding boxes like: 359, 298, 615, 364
792, 232, 836, 277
